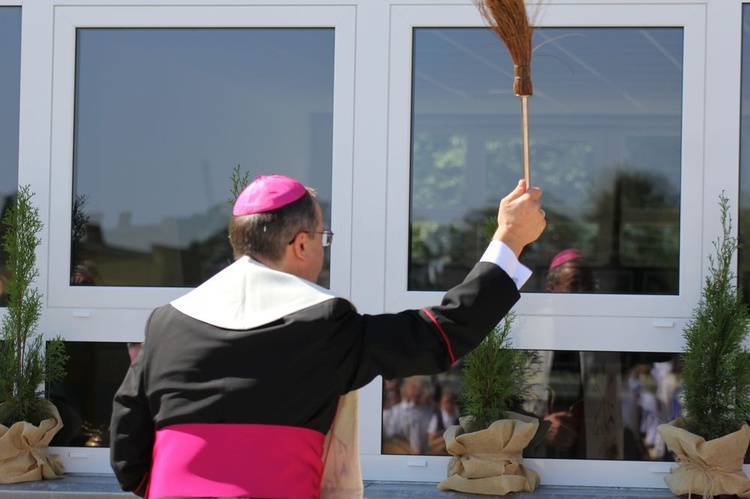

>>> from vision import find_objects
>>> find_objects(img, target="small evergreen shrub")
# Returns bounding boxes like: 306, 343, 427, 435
460, 312, 538, 430
0, 185, 67, 426
681, 193, 750, 441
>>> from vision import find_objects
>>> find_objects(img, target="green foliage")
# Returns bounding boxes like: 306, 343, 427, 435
227, 164, 251, 205
681, 193, 750, 441
0, 185, 67, 426
480, 215, 496, 244
411, 133, 467, 210
460, 312, 538, 430
70, 194, 90, 272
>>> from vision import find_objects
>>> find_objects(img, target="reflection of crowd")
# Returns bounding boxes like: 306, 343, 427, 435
623, 355, 682, 460
382, 375, 460, 456
382, 250, 686, 463
382, 360, 685, 461
382, 377, 433, 454
427, 391, 460, 455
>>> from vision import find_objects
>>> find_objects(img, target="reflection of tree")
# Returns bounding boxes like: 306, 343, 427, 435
411, 136, 597, 291
184, 226, 234, 284
486, 139, 595, 217
70, 194, 90, 279
412, 133, 467, 209
0, 193, 15, 306
588, 166, 679, 269
739, 193, 750, 304
411, 159, 680, 294
411, 222, 458, 289
0, 193, 18, 269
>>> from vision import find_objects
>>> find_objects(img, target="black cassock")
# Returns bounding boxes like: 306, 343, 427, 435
110, 255, 520, 498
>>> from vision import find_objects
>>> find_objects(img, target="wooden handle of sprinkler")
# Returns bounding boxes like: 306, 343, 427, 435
521, 95, 530, 188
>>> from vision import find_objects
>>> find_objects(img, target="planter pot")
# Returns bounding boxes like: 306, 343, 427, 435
0, 401, 65, 484
657, 418, 750, 498
438, 411, 540, 496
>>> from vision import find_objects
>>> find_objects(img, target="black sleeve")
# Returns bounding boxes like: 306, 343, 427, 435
335, 262, 520, 392
110, 316, 155, 497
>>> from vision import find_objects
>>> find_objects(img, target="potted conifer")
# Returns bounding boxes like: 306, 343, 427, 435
657, 194, 750, 497
0, 185, 67, 483
438, 311, 541, 495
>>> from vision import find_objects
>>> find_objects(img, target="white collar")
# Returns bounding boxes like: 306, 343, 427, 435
171, 256, 339, 330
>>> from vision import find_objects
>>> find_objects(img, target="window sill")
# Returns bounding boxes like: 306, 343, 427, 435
0, 475, 675, 498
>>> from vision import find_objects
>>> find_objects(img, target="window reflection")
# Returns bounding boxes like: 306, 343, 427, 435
71, 28, 335, 288
0, 7, 21, 306
382, 351, 695, 462
409, 28, 682, 294
49, 342, 132, 447
738, 6, 750, 303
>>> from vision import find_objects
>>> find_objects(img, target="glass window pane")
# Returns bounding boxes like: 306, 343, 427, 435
409, 28, 682, 294
49, 341, 133, 448
72, 28, 335, 288
739, 5, 750, 301
0, 7, 22, 307
382, 350, 696, 461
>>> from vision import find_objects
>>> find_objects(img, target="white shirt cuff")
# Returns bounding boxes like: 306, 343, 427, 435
480, 241, 532, 290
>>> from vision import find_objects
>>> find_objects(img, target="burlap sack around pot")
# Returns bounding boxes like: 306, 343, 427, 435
438, 411, 540, 496
0, 401, 65, 484
657, 418, 750, 498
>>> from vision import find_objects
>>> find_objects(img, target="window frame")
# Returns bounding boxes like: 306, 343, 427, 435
45, 4, 355, 318
42, 3, 355, 473
369, 2, 719, 486
385, 3, 704, 342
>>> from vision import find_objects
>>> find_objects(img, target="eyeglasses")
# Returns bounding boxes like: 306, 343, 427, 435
289, 230, 334, 247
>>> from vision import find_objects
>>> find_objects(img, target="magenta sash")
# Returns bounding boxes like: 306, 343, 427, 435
148, 423, 326, 499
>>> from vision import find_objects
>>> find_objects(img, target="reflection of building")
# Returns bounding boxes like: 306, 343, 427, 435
73, 198, 333, 288
75, 204, 233, 287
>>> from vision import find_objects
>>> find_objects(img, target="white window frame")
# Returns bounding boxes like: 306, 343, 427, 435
43, 4, 355, 336
365, 2, 734, 487
386, 3, 705, 351
39, 3, 355, 473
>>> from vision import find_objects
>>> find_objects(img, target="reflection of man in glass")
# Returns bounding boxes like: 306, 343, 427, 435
531, 249, 625, 460
527, 249, 595, 457
546, 248, 594, 293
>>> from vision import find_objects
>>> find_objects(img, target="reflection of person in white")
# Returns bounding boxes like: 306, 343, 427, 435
383, 376, 433, 454
110, 175, 545, 498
